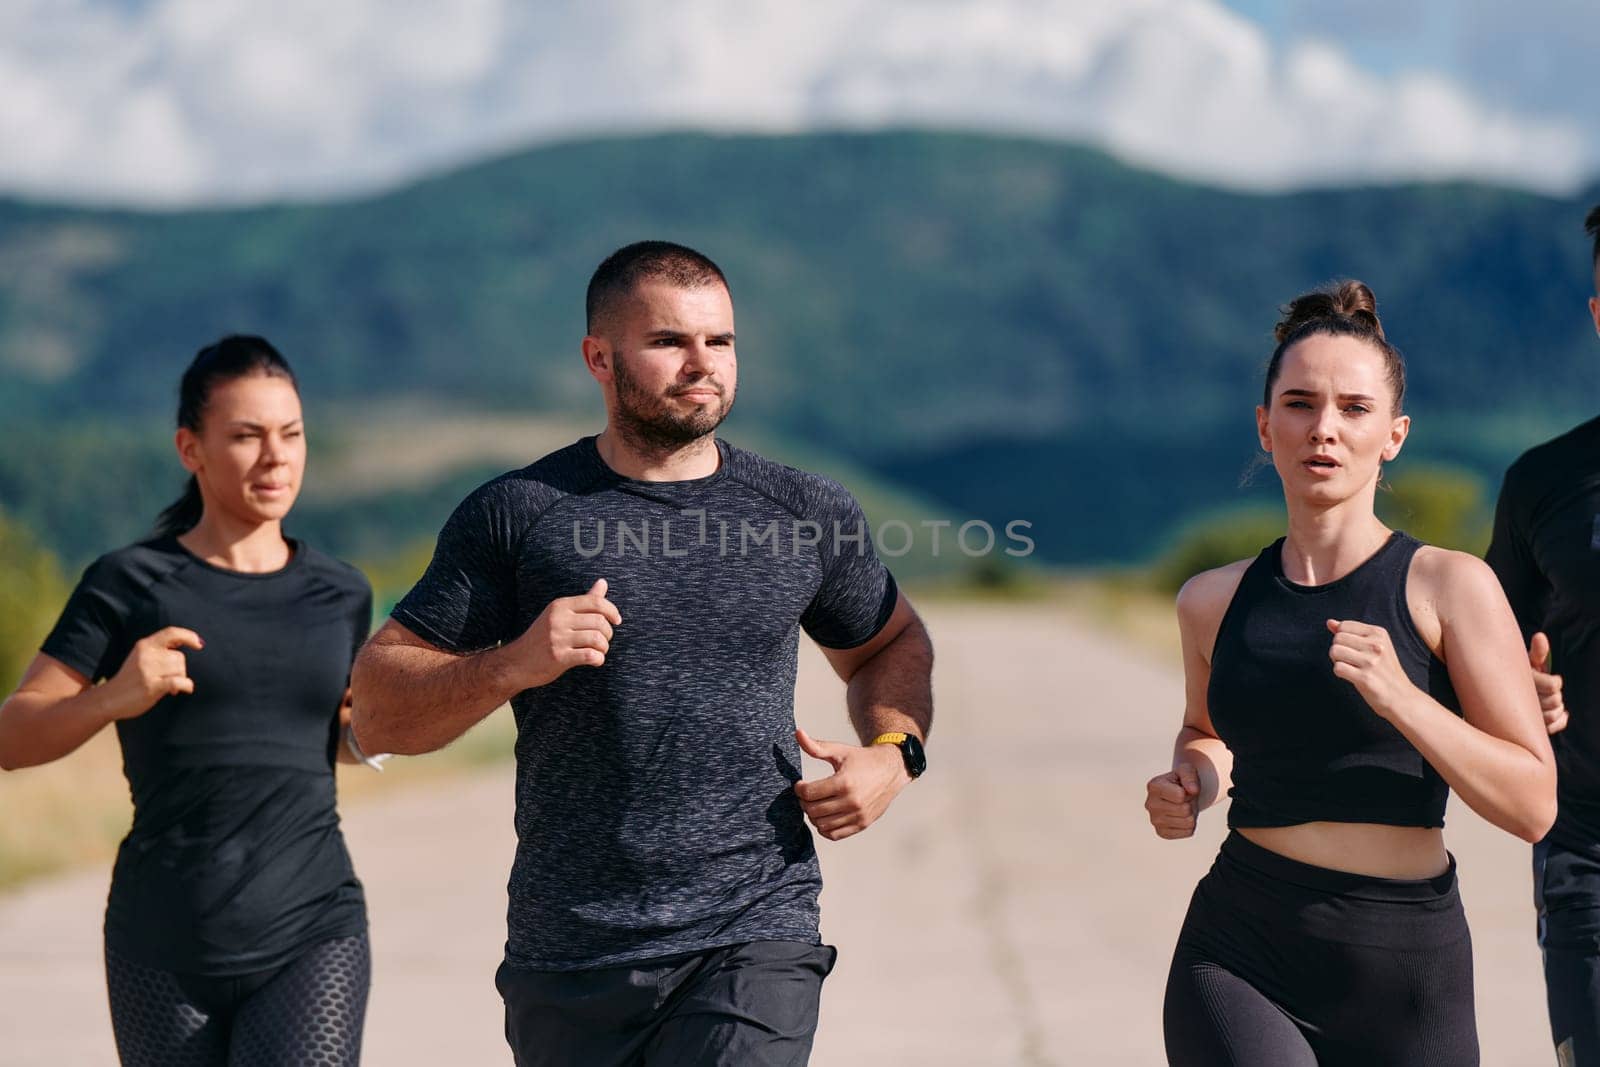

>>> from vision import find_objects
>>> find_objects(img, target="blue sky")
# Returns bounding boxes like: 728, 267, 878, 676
1220, 0, 1456, 73
2, 0, 1594, 205
1221, 0, 1595, 122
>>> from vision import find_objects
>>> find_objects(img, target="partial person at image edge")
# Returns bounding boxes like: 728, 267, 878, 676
1485, 204, 1600, 1067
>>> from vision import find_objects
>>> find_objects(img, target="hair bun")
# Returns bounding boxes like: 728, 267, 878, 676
1273, 280, 1384, 343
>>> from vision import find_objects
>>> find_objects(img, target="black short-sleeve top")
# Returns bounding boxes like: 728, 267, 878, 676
41, 536, 371, 975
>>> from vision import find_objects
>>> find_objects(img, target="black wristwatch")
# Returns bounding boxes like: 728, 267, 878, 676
871, 732, 926, 779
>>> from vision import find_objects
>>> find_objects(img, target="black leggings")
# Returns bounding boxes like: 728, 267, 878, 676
105, 933, 370, 1067
1164, 831, 1477, 1066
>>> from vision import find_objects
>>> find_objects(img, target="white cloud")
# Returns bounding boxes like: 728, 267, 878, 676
0, 0, 1589, 206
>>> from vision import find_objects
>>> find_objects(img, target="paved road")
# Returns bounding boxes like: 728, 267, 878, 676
0, 604, 1551, 1064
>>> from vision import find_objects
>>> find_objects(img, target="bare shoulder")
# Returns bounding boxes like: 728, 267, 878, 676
1409, 545, 1505, 617
1177, 558, 1252, 620
1176, 558, 1253, 655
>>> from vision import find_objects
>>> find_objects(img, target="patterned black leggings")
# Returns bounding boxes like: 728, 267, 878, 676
105, 934, 370, 1067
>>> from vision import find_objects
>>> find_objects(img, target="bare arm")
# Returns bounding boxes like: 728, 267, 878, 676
825, 592, 934, 745
1146, 563, 1243, 839
349, 622, 531, 755
0, 627, 202, 771
350, 579, 622, 756
0, 656, 114, 771
1332, 550, 1555, 843
794, 591, 935, 841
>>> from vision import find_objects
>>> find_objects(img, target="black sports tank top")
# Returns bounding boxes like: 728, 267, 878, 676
1207, 531, 1462, 828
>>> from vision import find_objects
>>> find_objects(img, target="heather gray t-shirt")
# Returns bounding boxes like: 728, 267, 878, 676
393, 436, 897, 971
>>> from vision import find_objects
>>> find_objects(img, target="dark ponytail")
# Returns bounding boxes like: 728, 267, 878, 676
152, 477, 205, 540
151, 335, 299, 538
1262, 279, 1406, 413
1586, 203, 1600, 269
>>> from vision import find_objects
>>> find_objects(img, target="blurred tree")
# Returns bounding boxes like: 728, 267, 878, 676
0, 510, 69, 693
960, 555, 1039, 599
1377, 464, 1492, 554
355, 539, 439, 621
1150, 505, 1284, 595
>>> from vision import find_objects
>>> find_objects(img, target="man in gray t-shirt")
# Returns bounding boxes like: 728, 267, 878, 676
352, 240, 934, 1065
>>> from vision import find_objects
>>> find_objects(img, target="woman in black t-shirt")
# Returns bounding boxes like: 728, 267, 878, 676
0, 336, 378, 1066
1143, 283, 1557, 1066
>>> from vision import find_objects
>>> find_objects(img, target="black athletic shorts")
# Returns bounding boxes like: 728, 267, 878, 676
496, 939, 837, 1067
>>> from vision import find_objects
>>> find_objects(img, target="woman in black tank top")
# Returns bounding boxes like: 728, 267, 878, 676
0, 337, 380, 1066
1145, 282, 1556, 1066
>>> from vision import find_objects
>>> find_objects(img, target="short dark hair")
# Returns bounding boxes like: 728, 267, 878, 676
1586, 203, 1600, 270
585, 241, 728, 334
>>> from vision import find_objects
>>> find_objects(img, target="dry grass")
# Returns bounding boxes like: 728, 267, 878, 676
0, 730, 131, 889
0, 707, 518, 891
1052, 574, 1181, 665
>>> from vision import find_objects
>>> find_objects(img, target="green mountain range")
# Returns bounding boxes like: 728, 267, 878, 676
2, 131, 1596, 568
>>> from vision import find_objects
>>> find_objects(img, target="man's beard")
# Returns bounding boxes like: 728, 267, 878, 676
612, 353, 735, 455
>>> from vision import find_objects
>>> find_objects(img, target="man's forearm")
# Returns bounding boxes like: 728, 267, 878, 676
350, 635, 526, 755
844, 618, 934, 744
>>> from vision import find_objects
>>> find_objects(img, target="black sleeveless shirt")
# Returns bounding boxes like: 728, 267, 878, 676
1208, 531, 1462, 829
